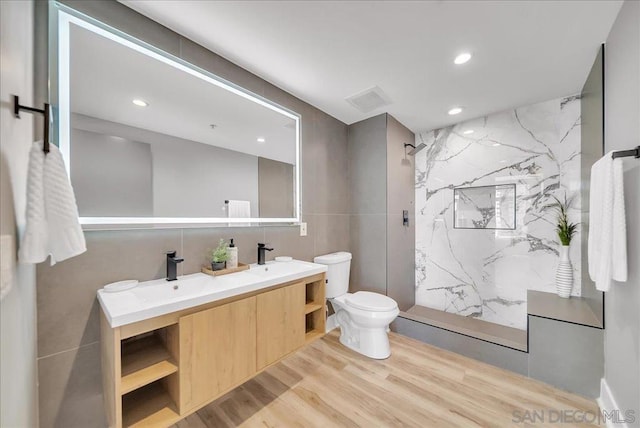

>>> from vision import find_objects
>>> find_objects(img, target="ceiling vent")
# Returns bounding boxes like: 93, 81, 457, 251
345, 86, 391, 113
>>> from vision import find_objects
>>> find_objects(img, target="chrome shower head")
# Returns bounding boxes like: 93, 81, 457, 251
404, 143, 427, 156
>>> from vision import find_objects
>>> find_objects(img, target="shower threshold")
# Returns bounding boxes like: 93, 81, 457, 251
399, 305, 528, 352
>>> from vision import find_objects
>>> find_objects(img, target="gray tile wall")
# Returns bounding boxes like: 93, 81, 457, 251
258, 157, 295, 218
528, 315, 603, 398
386, 115, 415, 311
347, 114, 388, 295
36, 2, 348, 427
346, 113, 415, 311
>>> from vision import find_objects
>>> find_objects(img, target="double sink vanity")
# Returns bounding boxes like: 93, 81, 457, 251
98, 260, 327, 427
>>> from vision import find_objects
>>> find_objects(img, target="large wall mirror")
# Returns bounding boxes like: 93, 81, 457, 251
53, 6, 300, 228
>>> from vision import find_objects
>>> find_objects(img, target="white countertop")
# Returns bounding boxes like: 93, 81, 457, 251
98, 260, 327, 327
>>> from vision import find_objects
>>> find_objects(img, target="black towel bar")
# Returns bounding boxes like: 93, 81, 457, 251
12, 95, 50, 154
611, 146, 640, 159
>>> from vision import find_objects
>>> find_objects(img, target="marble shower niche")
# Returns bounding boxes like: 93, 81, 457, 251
415, 95, 581, 330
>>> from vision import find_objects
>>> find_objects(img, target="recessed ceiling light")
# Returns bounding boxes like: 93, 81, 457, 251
493, 143, 501, 147
257, 137, 266, 143
454, 52, 472, 65
132, 99, 148, 107
448, 107, 463, 115
463, 129, 474, 135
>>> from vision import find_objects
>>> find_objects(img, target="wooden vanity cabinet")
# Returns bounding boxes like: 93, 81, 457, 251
179, 297, 257, 413
256, 282, 305, 369
101, 273, 325, 428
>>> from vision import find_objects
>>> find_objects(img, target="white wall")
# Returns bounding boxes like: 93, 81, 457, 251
603, 1, 640, 425
150, 136, 259, 218
71, 128, 154, 217
71, 114, 260, 218
0, 1, 39, 427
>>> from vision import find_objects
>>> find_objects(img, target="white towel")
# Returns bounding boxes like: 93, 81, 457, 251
588, 152, 627, 291
19, 141, 49, 264
227, 200, 251, 218
19, 141, 86, 266
226, 200, 251, 227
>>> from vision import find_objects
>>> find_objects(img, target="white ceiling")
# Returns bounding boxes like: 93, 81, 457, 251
121, 0, 622, 133
70, 22, 297, 164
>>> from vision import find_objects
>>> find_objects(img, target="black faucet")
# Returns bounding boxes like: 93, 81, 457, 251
257, 243, 273, 265
166, 251, 184, 281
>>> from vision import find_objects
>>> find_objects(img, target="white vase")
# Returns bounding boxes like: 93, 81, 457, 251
555, 245, 573, 298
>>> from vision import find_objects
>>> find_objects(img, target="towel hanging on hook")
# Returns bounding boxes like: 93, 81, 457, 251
12, 95, 50, 154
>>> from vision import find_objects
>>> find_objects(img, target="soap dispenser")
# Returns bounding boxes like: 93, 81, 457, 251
227, 238, 238, 269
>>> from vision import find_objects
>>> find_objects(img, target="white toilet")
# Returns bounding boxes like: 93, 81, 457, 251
314, 252, 399, 359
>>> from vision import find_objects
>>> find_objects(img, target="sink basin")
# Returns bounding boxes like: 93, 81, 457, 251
245, 260, 317, 278
130, 274, 209, 304
98, 259, 327, 327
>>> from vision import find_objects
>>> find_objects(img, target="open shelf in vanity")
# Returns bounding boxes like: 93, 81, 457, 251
122, 381, 179, 427
304, 278, 326, 343
115, 325, 181, 427
120, 331, 178, 394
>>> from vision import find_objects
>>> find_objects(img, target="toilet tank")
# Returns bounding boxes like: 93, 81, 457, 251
313, 252, 352, 298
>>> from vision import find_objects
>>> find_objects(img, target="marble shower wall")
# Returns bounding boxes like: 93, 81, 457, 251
415, 95, 581, 330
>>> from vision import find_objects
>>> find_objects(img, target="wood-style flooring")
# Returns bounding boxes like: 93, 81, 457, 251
171, 331, 602, 427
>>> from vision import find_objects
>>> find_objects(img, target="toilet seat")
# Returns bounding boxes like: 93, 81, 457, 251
345, 291, 397, 312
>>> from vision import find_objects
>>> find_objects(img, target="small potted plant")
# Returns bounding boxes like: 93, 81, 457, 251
209, 239, 229, 271
551, 194, 578, 298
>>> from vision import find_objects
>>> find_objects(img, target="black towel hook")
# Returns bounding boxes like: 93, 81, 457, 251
12, 95, 50, 154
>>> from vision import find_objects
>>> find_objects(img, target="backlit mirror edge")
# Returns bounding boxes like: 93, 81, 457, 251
52, 3, 302, 229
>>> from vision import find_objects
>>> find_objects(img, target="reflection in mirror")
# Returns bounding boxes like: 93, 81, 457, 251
453, 184, 516, 230
58, 11, 300, 225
